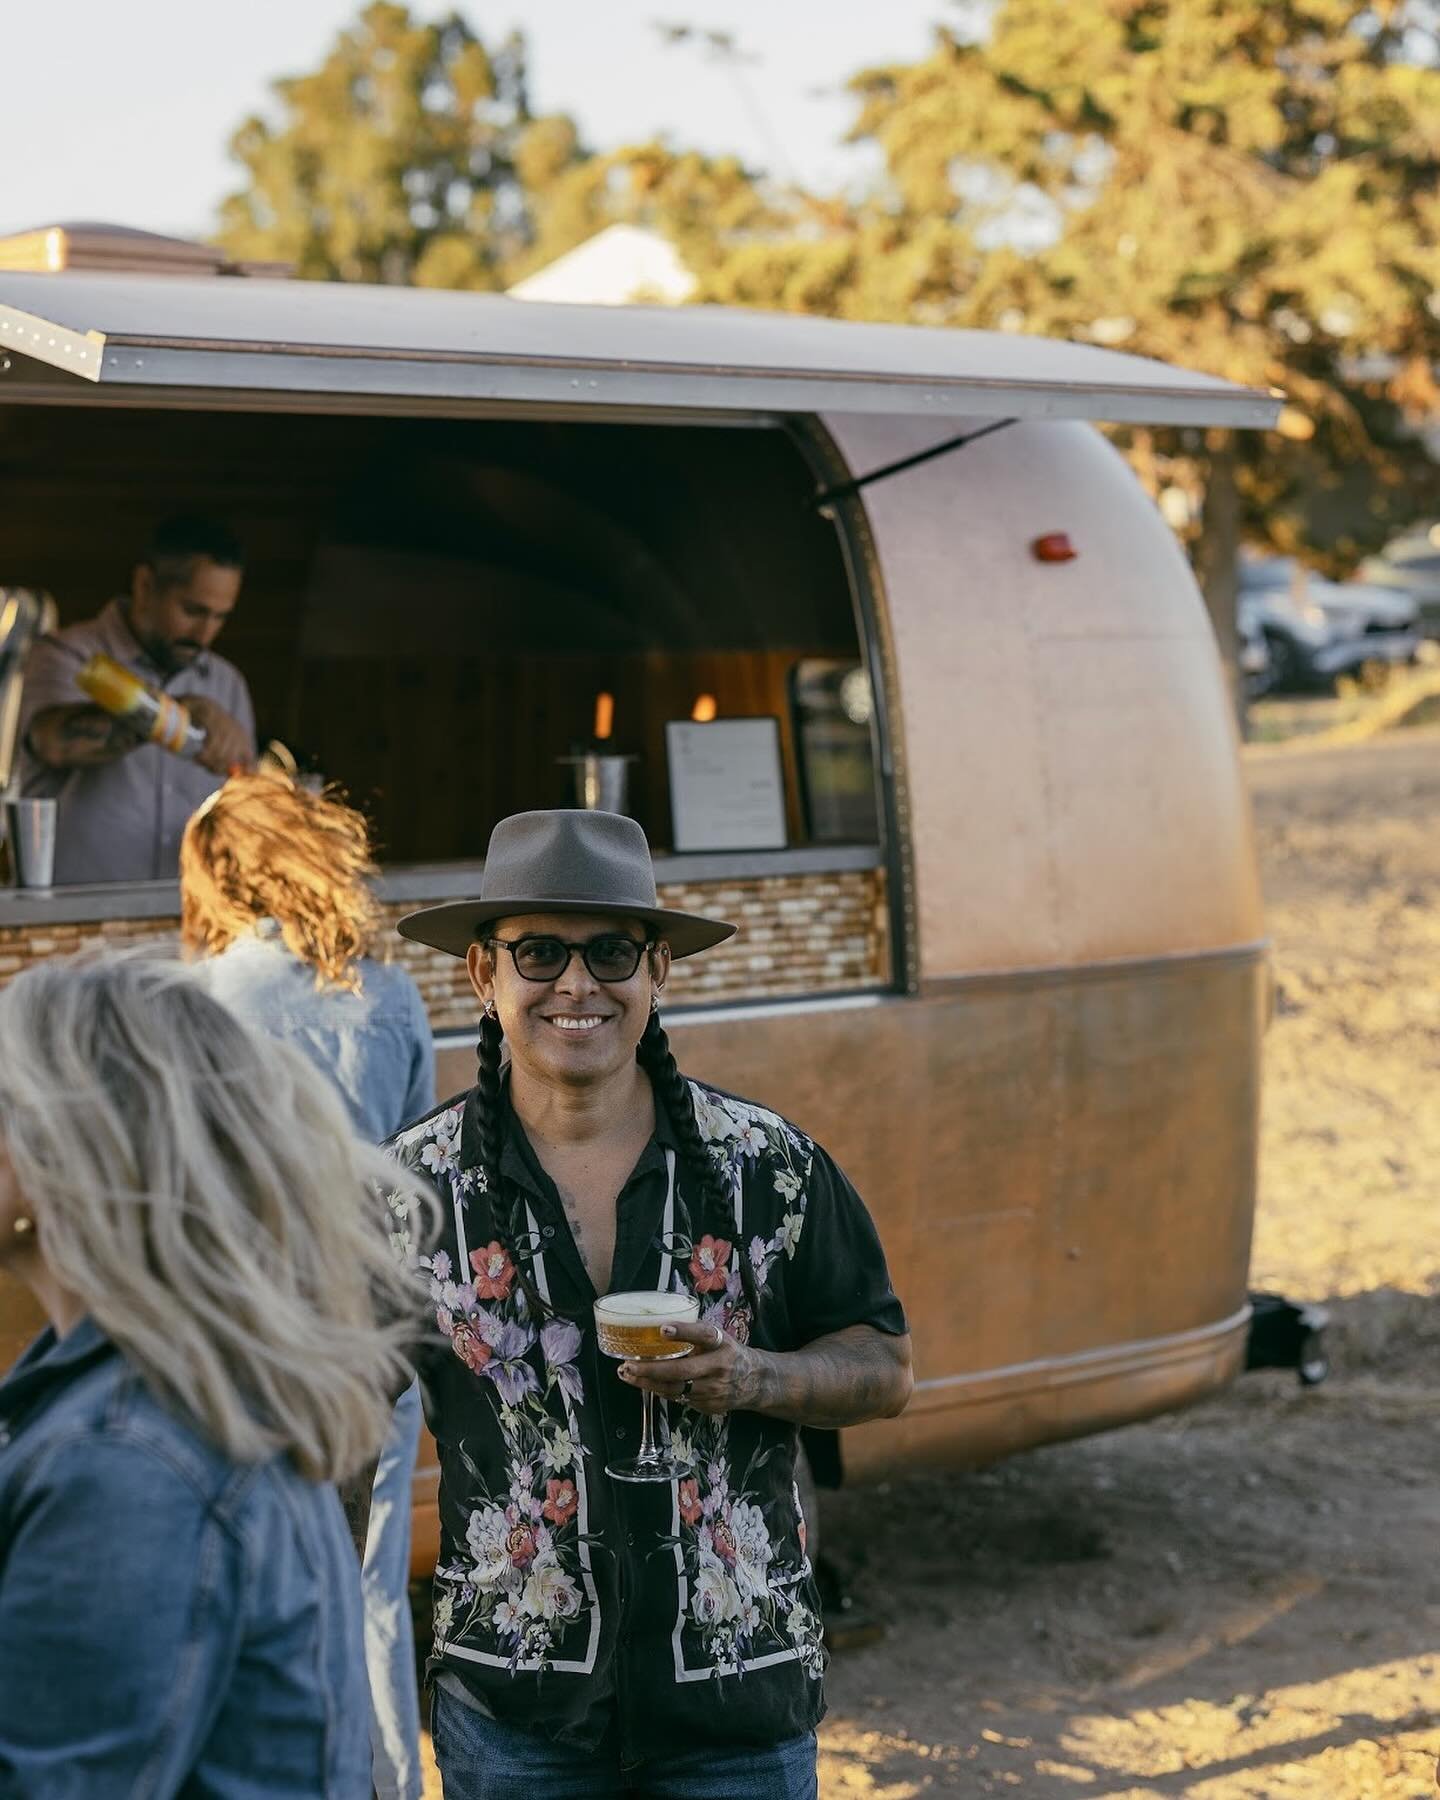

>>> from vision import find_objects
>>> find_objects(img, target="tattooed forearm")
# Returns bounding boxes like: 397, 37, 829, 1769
754, 1325, 913, 1428
625, 1321, 912, 1424
27, 704, 146, 769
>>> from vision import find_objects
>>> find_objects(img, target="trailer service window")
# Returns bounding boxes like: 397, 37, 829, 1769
1, 408, 879, 876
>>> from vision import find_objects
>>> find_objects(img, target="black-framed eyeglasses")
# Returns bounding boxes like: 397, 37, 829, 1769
486, 933, 655, 985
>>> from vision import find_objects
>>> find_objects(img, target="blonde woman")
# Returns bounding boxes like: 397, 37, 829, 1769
181, 773, 435, 1800
0, 953, 434, 1797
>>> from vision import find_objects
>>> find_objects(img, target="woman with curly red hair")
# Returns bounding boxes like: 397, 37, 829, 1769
181, 772, 434, 1800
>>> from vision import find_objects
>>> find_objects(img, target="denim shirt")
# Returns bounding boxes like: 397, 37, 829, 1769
201, 929, 436, 1143
0, 1321, 372, 1798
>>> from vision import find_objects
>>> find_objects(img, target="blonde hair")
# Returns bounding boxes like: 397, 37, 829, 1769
0, 953, 437, 1482
180, 773, 379, 991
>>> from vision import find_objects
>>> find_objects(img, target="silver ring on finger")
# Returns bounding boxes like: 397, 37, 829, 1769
679, 1378, 694, 1401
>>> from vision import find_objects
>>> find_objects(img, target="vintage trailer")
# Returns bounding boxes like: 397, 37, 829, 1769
0, 240, 1279, 1572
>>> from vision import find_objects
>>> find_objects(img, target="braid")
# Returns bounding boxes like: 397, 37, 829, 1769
637, 1013, 761, 1320
475, 1011, 552, 1322
475, 1012, 506, 1186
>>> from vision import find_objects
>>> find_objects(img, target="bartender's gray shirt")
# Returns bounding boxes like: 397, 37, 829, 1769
17, 598, 256, 886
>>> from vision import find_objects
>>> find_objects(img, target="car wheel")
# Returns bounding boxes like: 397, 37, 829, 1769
1298, 1328, 1330, 1387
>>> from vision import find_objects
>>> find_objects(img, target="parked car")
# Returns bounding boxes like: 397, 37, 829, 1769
1358, 524, 1440, 639
1239, 558, 1420, 692
1238, 609, 1272, 698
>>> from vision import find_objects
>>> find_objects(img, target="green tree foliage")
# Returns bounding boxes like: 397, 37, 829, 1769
214, 1, 791, 297
687, 1, 1440, 568
218, 2, 1440, 571
525, 143, 796, 289
217, 2, 589, 288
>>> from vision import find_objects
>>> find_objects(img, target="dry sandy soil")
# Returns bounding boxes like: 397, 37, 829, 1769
424, 730, 1440, 1798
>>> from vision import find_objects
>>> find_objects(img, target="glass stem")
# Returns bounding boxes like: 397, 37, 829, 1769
638, 1386, 659, 1464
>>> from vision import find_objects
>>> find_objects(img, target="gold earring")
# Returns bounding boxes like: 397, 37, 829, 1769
12, 1216, 34, 1238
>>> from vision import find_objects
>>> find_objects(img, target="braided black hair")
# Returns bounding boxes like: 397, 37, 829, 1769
474, 1009, 553, 1322
636, 1011, 761, 1323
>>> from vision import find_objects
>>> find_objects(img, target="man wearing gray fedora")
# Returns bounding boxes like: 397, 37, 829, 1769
386, 808, 912, 1799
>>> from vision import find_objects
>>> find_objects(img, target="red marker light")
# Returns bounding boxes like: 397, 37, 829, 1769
1032, 532, 1077, 563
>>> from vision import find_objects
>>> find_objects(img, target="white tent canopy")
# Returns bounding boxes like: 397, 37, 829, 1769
507, 226, 697, 307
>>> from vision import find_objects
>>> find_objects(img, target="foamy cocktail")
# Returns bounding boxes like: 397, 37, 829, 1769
594, 1290, 700, 1363
594, 1290, 700, 1483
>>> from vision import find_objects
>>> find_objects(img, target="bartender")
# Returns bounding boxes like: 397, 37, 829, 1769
18, 514, 256, 885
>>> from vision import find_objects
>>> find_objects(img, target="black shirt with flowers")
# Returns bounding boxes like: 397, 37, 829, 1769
385, 1073, 906, 1759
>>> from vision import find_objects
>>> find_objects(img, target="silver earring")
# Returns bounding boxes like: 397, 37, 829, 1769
482, 999, 496, 1021
12, 1216, 34, 1238
650, 993, 661, 1013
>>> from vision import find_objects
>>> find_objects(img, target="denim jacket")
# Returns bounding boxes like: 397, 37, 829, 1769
201, 929, 435, 1143
0, 1321, 372, 1798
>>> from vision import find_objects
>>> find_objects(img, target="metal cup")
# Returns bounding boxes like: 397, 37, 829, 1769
557, 753, 636, 816
6, 797, 57, 891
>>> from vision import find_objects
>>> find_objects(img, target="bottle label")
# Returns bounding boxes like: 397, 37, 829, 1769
75, 653, 201, 757
149, 692, 194, 754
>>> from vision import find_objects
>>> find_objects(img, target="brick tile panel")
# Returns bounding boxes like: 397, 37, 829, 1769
0, 870, 891, 1028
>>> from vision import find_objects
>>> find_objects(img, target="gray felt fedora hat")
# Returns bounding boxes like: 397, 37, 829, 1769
397, 810, 737, 961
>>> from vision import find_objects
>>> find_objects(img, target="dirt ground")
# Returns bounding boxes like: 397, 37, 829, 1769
423, 729, 1440, 1798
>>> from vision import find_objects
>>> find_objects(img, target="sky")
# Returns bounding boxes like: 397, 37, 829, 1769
0, 1, 957, 241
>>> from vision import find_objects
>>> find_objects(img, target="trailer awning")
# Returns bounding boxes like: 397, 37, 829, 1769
0, 270, 1280, 428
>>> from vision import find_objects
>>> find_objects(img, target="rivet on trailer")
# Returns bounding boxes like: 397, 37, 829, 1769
0, 223, 1322, 1580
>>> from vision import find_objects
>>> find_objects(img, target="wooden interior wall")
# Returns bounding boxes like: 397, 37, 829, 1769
300, 649, 807, 861
0, 404, 866, 859
0, 407, 357, 754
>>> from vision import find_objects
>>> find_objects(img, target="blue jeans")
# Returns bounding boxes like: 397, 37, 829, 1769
365, 1380, 423, 1800
431, 1684, 818, 1799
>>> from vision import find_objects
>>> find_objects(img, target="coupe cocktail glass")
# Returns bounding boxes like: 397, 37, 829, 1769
594, 1290, 701, 1482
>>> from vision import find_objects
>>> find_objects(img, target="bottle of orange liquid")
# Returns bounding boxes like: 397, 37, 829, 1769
75, 653, 206, 758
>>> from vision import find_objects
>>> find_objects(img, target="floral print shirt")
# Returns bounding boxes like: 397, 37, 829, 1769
386, 1074, 906, 1759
